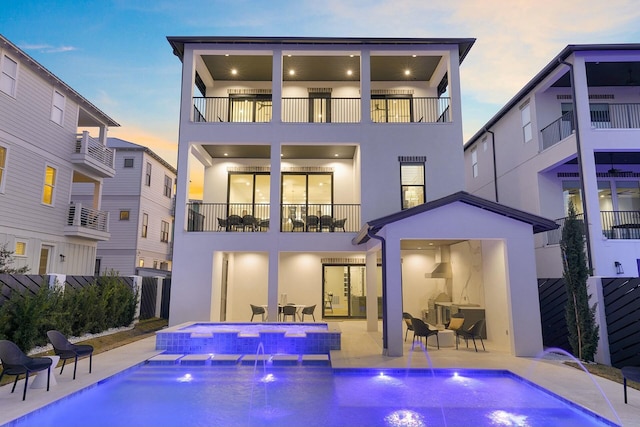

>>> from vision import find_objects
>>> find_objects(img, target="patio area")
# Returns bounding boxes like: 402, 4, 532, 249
0, 321, 637, 426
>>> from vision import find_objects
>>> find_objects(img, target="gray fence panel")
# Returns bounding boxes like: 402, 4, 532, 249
602, 277, 640, 368
538, 278, 572, 352
139, 277, 158, 320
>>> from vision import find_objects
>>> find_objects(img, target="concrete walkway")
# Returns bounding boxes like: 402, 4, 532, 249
1, 321, 638, 426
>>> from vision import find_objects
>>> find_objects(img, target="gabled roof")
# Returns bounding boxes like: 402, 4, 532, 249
108, 138, 177, 174
0, 34, 119, 127
352, 191, 558, 245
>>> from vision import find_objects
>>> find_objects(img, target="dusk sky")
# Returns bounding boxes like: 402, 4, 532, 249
3, 0, 640, 167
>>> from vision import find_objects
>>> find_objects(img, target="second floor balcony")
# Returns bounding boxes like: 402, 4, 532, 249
64, 203, 110, 241
186, 202, 361, 233
546, 210, 640, 244
192, 96, 451, 124
70, 131, 115, 178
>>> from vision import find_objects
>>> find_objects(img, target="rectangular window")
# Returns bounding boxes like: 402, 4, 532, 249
163, 175, 172, 197
0, 145, 6, 192
471, 148, 478, 178
42, 165, 56, 205
15, 241, 26, 256
371, 95, 413, 123
160, 220, 170, 242
0, 54, 18, 97
521, 102, 532, 142
309, 92, 331, 123
138, 258, 144, 267
141, 213, 148, 237
124, 158, 134, 168
145, 162, 152, 186
51, 89, 65, 125
229, 95, 272, 122
119, 210, 130, 220
400, 162, 425, 209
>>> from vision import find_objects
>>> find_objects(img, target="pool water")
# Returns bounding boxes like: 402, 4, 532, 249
4, 365, 617, 427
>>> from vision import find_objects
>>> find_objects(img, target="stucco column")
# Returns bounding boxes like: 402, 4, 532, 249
365, 249, 378, 332
384, 233, 404, 357
360, 50, 371, 124
272, 48, 283, 123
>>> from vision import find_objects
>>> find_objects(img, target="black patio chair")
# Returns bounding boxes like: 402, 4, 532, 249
319, 215, 334, 232
282, 305, 297, 322
305, 215, 319, 232
291, 219, 305, 232
332, 218, 347, 232
403, 312, 414, 342
250, 304, 266, 322
0, 340, 52, 400
226, 214, 243, 231
301, 305, 316, 321
47, 330, 94, 380
242, 214, 257, 231
411, 318, 439, 349
217, 217, 227, 231
455, 319, 486, 352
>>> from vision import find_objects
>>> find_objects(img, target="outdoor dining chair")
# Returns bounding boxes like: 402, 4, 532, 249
250, 304, 266, 322
0, 340, 52, 400
47, 330, 94, 380
301, 305, 316, 321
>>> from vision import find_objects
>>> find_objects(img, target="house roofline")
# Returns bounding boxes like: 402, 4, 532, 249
108, 138, 177, 174
464, 43, 640, 151
353, 191, 558, 245
0, 34, 119, 127
167, 36, 475, 65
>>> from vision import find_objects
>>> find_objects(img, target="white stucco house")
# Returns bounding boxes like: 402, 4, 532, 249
0, 35, 118, 275
73, 138, 176, 276
167, 36, 557, 357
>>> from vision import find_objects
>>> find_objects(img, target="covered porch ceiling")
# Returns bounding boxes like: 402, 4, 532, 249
202, 144, 357, 159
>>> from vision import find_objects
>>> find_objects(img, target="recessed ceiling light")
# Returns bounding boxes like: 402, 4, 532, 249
412, 54, 417, 58
287, 54, 292, 57
225, 54, 230, 57
334, 153, 339, 157
349, 54, 354, 58
223, 153, 228, 156
347, 69, 353, 76
231, 69, 237, 75
289, 69, 295, 76
404, 69, 411, 76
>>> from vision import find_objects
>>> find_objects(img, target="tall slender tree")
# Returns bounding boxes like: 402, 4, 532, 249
560, 201, 599, 361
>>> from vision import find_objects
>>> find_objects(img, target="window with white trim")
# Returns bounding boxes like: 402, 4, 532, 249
160, 220, 170, 242
145, 162, 152, 186
124, 158, 134, 168
51, 89, 65, 125
42, 165, 56, 205
141, 213, 148, 237
15, 241, 26, 256
163, 175, 172, 198
471, 148, 478, 178
119, 210, 130, 220
0, 145, 6, 192
0, 54, 18, 97
400, 159, 425, 209
521, 102, 532, 142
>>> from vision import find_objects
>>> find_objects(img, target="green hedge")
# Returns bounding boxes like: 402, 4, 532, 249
0, 274, 138, 353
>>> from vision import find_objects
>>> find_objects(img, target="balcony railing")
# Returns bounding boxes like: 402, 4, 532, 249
591, 103, 640, 129
185, 202, 360, 232
546, 210, 640, 244
74, 131, 114, 169
192, 97, 451, 124
67, 203, 109, 232
540, 112, 574, 150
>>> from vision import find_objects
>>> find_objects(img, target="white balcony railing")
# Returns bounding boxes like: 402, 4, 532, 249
75, 131, 115, 170
67, 203, 109, 233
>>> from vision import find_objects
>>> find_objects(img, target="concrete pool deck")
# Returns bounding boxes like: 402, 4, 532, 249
1, 320, 638, 426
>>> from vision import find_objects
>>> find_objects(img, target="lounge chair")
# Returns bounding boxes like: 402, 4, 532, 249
0, 340, 52, 400
455, 319, 485, 352
301, 305, 316, 322
47, 330, 94, 379
411, 318, 439, 349
250, 304, 266, 322
402, 312, 414, 342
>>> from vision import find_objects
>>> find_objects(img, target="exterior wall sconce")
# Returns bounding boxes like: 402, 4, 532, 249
615, 261, 624, 275
60, 254, 66, 262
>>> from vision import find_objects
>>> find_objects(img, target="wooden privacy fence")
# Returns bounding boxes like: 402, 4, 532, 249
539, 277, 640, 368
138, 276, 171, 320
602, 277, 640, 368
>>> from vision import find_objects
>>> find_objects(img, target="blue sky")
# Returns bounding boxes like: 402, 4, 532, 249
3, 0, 640, 167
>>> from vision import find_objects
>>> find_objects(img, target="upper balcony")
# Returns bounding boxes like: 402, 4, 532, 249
64, 202, 110, 241
70, 131, 115, 178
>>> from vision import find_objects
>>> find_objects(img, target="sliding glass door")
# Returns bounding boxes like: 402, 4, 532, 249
323, 265, 382, 319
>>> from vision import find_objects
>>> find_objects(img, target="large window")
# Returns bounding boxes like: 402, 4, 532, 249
42, 165, 56, 205
160, 220, 170, 242
400, 162, 425, 209
141, 213, 148, 238
371, 95, 412, 123
229, 95, 272, 122
0, 54, 18, 97
281, 173, 332, 224
521, 102, 532, 143
51, 90, 65, 125
309, 92, 330, 123
145, 162, 152, 186
228, 172, 270, 219
163, 175, 172, 198
0, 145, 6, 192
563, 180, 640, 214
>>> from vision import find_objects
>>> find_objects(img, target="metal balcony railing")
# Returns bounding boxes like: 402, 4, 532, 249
185, 202, 360, 233
540, 112, 574, 150
591, 103, 640, 129
67, 203, 109, 233
282, 98, 361, 123
546, 210, 640, 244
75, 131, 114, 169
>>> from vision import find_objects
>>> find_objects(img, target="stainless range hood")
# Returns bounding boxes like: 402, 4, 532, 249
425, 246, 452, 278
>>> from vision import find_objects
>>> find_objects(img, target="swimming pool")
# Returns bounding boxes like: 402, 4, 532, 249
3, 365, 618, 427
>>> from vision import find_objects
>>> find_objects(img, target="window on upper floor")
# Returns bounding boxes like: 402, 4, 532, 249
520, 102, 532, 143
141, 213, 148, 238
15, 241, 26, 256
371, 95, 413, 123
42, 165, 56, 205
145, 162, 152, 186
0, 145, 6, 193
51, 89, 65, 125
227, 172, 271, 219
229, 94, 272, 122
163, 175, 172, 198
124, 158, 134, 168
309, 92, 331, 123
138, 258, 144, 267
471, 148, 478, 178
160, 220, 170, 242
400, 159, 425, 210
0, 54, 18, 98
119, 210, 130, 220
281, 172, 332, 220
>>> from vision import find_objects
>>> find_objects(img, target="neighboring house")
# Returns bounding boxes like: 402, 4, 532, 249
167, 36, 556, 357
464, 44, 640, 363
0, 35, 118, 275
73, 138, 176, 276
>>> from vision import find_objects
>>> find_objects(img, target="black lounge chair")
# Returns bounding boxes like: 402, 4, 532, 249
0, 340, 52, 400
250, 304, 266, 322
282, 305, 297, 322
411, 318, 439, 349
402, 312, 414, 342
301, 305, 316, 322
47, 330, 94, 380
455, 319, 485, 352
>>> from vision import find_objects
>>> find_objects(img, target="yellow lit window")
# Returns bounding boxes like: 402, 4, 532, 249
15, 241, 26, 256
0, 146, 6, 190
42, 166, 56, 205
